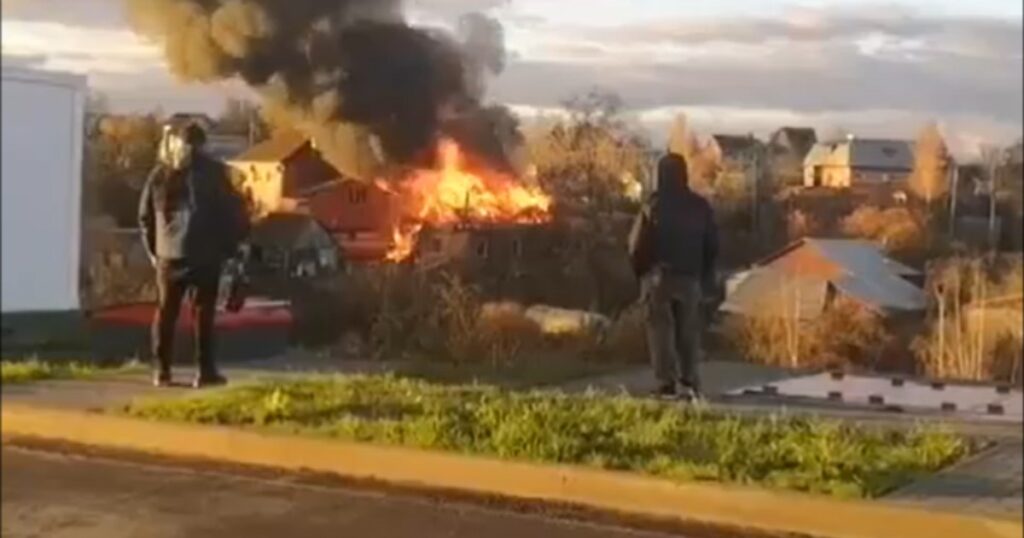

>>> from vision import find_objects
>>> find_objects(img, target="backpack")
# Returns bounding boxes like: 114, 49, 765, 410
628, 198, 657, 278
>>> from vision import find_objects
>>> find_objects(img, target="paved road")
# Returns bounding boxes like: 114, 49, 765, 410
0, 447, 684, 538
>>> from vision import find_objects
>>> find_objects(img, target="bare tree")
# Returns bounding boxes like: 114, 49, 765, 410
979, 144, 1007, 252
908, 122, 951, 205
526, 89, 650, 218
913, 257, 1022, 382
665, 113, 718, 193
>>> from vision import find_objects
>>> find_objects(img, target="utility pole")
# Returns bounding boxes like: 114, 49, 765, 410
750, 144, 761, 236
948, 163, 959, 239
988, 154, 999, 253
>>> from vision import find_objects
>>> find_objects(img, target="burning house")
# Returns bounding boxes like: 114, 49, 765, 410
304, 178, 400, 263
127, 0, 563, 274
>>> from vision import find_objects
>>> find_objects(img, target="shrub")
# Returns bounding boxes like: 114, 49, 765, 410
725, 299, 890, 370
841, 206, 926, 258
913, 256, 1023, 382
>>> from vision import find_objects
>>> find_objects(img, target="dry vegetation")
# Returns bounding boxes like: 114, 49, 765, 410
290, 267, 647, 368
908, 122, 951, 205
841, 206, 927, 257
724, 297, 890, 371
913, 256, 1023, 383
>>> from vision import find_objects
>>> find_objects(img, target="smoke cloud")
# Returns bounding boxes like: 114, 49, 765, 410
125, 0, 510, 180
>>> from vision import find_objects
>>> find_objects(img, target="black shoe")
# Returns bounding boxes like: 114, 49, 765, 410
193, 372, 228, 389
651, 383, 677, 400
153, 370, 172, 388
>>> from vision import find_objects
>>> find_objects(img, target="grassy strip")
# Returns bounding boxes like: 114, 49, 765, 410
124, 375, 970, 499
1, 359, 140, 385
393, 357, 631, 389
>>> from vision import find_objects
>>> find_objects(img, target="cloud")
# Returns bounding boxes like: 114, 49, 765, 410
0, 0, 1018, 150
0, 0, 129, 29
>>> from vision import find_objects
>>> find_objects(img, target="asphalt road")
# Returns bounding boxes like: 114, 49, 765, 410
1, 446, 687, 538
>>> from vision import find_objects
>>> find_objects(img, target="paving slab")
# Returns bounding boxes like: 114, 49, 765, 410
560, 361, 795, 396
887, 440, 1024, 521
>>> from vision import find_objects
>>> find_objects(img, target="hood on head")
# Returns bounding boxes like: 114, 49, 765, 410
656, 152, 688, 198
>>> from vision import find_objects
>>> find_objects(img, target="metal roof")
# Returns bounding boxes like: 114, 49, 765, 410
720, 268, 829, 319
804, 138, 913, 171
725, 238, 927, 316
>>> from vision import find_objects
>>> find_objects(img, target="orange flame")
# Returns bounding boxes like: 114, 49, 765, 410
384, 139, 552, 262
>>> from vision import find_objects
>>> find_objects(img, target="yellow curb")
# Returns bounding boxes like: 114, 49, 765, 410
2, 403, 1019, 538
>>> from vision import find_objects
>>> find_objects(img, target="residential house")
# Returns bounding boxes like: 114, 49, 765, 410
304, 179, 401, 263
721, 238, 926, 320
247, 212, 340, 289
204, 133, 249, 161
769, 127, 818, 158
227, 131, 338, 217
803, 136, 913, 189
768, 127, 818, 186
709, 134, 764, 176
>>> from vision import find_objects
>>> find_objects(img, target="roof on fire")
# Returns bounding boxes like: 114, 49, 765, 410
229, 130, 308, 164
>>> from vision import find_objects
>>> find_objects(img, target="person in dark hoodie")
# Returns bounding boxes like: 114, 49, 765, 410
139, 121, 249, 388
628, 153, 718, 400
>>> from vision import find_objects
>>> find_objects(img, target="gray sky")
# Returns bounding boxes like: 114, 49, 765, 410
3, 0, 1021, 156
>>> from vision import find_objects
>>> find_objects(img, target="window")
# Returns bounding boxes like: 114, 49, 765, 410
512, 238, 523, 258
348, 186, 368, 204
428, 237, 443, 253
476, 239, 489, 259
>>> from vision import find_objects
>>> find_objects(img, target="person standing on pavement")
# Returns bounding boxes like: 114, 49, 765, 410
139, 121, 250, 388
628, 153, 718, 400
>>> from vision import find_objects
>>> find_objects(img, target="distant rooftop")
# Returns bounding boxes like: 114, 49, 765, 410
805, 137, 914, 171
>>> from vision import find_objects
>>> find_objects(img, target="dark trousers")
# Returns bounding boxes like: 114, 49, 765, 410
152, 261, 222, 374
643, 269, 703, 389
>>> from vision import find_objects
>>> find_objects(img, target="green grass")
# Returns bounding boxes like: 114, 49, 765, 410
124, 375, 970, 499
0, 359, 140, 385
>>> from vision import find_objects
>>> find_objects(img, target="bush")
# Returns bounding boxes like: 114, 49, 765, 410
913, 256, 1023, 382
587, 304, 648, 363
841, 206, 926, 258
725, 300, 890, 370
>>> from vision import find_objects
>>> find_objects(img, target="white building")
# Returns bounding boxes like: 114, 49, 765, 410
1, 66, 87, 343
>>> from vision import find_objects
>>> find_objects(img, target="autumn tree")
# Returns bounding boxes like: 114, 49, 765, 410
666, 113, 719, 194
908, 122, 951, 205
525, 89, 651, 217
523, 89, 649, 312
85, 113, 163, 226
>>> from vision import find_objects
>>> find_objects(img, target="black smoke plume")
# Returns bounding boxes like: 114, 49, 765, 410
125, 0, 511, 179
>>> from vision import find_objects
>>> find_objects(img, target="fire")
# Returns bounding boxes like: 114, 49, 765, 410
384, 139, 552, 262
385, 223, 422, 263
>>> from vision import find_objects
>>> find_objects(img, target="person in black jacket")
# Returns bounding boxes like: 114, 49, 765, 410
139, 121, 249, 388
628, 153, 718, 400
